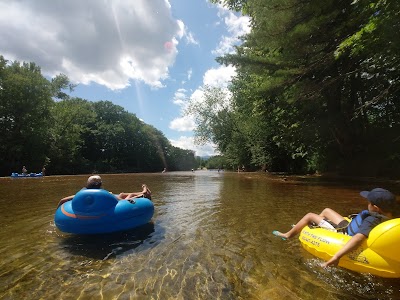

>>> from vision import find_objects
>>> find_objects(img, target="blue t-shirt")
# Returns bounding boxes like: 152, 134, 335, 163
356, 212, 388, 237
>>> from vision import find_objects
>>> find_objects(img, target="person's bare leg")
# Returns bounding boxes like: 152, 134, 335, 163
125, 192, 143, 198
274, 212, 325, 239
319, 208, 345, 224
57, 195, 74, 208
274, 208, 346, 239
117, 193, 130, 200
128, 185, 148, 198
118, 184, 151, 200
118, 190, 145, 199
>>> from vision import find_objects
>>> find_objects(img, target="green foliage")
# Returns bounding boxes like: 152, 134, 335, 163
0, 55, 197, 176
185, 85, 231, 146
0, 56, 53, 174
202, 0, 400, 176
204, 155, 227, 169
3, 0, 400, 176
51, 73, 76, 100
49, 98, 96, 174
209, 0, 249, 13
335, 0, 400, 59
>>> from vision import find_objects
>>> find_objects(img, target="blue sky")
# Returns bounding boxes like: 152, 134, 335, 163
0, 0, 250, 156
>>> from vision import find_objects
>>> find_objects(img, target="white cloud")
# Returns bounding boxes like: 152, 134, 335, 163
0, 0, 185, 90
213, 7, 250, 56
203, 65, 236, 88
172, 88, 188, 106
168, 64, 236, 155
169, 116, 196, 131
168, 5, 247, 157
187, 68, 193, 81
169, 136, 217, 157
170, 88, 195, 132
184, 31, 199, 46
172, 64, 235, 111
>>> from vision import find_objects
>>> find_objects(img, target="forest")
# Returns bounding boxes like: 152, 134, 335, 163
2, 0, 400, 177
0, 56, 196, 176
186, 0, 400, 177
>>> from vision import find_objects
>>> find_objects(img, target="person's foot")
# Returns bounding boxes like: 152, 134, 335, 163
272, 230, 287, 240
142, 184, 151, 199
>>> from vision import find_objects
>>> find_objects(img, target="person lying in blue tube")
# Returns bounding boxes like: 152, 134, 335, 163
57, 175, 151, 207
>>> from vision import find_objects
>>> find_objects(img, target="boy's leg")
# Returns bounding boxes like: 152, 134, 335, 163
275, 212, 325, 239
319, 208, 345, 225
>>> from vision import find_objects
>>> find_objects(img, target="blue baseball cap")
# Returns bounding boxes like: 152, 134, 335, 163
360, 188, 396, 212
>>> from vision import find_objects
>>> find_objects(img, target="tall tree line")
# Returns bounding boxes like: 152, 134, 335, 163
0, 56, 196, 176
190, 0, 400, 176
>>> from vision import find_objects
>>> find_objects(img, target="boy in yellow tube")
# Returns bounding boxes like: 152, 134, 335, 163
272, 188, 397, 267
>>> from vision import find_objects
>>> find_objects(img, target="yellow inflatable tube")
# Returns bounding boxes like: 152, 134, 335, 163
299, 218, 400, 278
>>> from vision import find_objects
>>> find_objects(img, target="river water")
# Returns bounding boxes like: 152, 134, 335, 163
0, 171, 399, 299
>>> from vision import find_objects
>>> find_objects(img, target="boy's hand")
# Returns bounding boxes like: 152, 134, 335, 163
321, 255, 339, 268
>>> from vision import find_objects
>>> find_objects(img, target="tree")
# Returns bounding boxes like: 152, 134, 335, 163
0, 57, 53, 174
0, 55, 202, 176
51, 73, 76, 100
186, 86, 234, 150
48, 98, 96, 174
210, 0, 400, 175
209, 0, 249, 13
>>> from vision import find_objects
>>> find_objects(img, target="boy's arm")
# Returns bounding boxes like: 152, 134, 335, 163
321, 233, 366, 268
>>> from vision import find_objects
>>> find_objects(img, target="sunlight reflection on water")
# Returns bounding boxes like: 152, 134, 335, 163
0, 171, 399, 299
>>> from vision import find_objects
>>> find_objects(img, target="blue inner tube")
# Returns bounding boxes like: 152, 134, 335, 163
11, 172, 43, 177
54, 189, 154, 234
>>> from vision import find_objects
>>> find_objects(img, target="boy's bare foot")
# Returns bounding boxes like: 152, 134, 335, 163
272, 230, 287, 240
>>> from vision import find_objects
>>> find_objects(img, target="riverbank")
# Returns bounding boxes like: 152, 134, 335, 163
233, 170, 400, 188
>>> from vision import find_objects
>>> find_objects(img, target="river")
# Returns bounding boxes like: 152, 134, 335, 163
0, 171, 399, 299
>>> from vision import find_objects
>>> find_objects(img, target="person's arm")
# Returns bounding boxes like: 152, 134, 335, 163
57, 195, 74, 208
321, 233, 366, 268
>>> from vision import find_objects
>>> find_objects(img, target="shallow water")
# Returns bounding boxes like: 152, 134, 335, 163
0, 171, 399, 299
